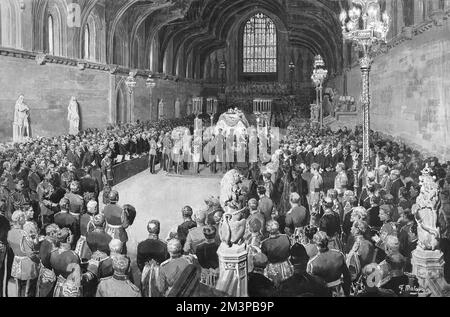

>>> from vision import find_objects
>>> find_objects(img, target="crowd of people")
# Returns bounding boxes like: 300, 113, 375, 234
0, 109, 449, 297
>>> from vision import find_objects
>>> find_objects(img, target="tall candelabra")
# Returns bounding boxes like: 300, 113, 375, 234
340, 0, 390, 167
311, 55, 328, 130
207, 97, 218, 127
146, 74, 156, 121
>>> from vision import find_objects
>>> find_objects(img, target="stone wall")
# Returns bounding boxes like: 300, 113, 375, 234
329, 19, 450, 161
0, 54, 202, 142
0, 54, 110, 141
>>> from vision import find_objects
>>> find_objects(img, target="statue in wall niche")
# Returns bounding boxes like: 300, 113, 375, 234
175, 98, 181, 118
158, 99, 164, 120
13, 95, 30, 143
413, 164, 440, 251
67, 96, 80, 135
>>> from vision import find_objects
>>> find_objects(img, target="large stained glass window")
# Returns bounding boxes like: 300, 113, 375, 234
243, 13, 277, 73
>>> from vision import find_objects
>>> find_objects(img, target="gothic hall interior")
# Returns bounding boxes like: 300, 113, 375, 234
1, 0, 450, 300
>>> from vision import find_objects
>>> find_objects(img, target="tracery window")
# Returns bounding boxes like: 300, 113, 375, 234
48, 15, 54, 55
84, 24, 90, 60
243, 13, 277, 73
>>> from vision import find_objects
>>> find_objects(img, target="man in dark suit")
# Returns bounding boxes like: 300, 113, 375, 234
81, 146, 101, 170
285, 193, 308, 236
79, 166, 100, 202
248, 252, 275, 297
66, 143, 81, 169
257, 186, 274, 222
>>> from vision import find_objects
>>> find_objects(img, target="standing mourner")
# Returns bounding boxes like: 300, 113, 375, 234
7, 210, 39, 297
138, 220, 169, 297
50, 228, 80, 297
309, 163, 323, 226
0, 208, 11, 297
307, 231, 351, 297
96, 254, 141, 297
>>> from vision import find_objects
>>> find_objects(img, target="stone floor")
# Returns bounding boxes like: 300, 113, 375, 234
5, 166, 222, 296
111, 166, 222, 286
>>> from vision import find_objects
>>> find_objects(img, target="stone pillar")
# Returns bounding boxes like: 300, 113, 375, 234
411, 249, 450, 297
215, 243, 248, 297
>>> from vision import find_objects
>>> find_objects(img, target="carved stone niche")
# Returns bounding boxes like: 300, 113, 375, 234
35, 53, 47, 65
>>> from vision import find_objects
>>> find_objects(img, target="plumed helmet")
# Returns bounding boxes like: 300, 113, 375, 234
108, 190, 119, 203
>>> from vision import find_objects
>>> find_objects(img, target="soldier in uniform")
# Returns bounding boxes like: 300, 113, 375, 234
261, 220, 293, 286
183, 210, 207, 254
389, 169, 405, 205
36, 223, 59, 297
307, 231, 351, 297
96, 254, 141, 297
54, 198, 79, 246
10, 178, 31, 216
0, 177, 11, 220
50, 227, 80, 297
7, 210, 39, 297
158, 239, 199, 296
372, 204, 398, 256
79, 165, 100, 203
277, 243, 330, 297
309, 163, 323, 226
247, 252, 275, 297
102, 190, 129, 254
82, 213, 114, 297
319, 197, 342, 252
334, 163, 348, 201
378, 236, 410, 295
138, 220, 169, 297
101, 151, 114, 188
195, 226, 219, 270
0, 206, 11, 297
27, 161, 41, 217
86, 213, 112, 257
36, 172, 56, 229
148, 136, 157, 174
64, 181, 84, 220
346, 220, 375, 282
75, 200, 97, 262
162, 132, 173, 173
176, 206, 197, 248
